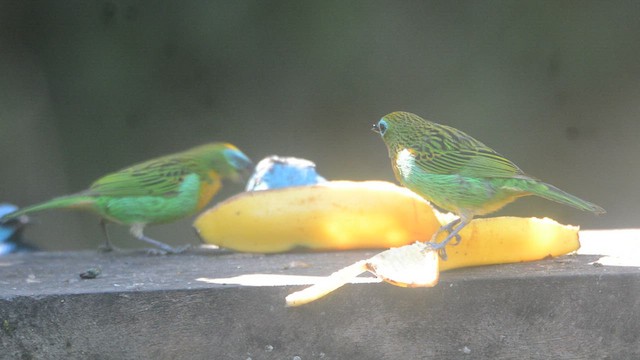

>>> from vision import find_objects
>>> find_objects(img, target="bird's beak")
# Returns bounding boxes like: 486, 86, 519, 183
238, 162, 254, 182
227, 162, 251, 184
371, 123, 380, 133
225, 149, 254, 183
232, 157, 255, 184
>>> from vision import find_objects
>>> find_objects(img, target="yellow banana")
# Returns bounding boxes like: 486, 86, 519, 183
194, 181, 441, 253
437, 216, 579, 271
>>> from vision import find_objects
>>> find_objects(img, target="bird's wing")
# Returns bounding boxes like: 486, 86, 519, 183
415, 126, 530, 179
86, 157, 198, 197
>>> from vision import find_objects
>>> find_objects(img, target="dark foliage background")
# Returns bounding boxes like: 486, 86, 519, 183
1, 1, 636, 249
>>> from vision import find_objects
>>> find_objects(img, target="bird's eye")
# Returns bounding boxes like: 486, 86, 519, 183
377, 119, 388, 135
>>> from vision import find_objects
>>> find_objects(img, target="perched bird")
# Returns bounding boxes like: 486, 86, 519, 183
0, 143, 252, 253
245, 155, 326, 191
372, 111, 605, 258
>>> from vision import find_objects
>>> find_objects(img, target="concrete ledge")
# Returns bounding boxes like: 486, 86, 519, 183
1, 231, 639, 359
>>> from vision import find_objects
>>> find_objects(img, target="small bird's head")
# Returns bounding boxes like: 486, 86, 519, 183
372, 111, 428, 145
192, 143, 254, 182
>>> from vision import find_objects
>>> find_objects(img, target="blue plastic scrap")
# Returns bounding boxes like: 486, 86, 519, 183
246, 156, 327, 191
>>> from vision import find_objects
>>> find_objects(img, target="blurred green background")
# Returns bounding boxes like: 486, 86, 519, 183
1, 1, 636, 250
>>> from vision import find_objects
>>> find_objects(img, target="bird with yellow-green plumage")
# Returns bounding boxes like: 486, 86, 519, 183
373, 111, 604, 259
0, 143, 252, 253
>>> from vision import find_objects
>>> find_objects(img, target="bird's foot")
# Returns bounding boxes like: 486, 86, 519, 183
417, 240, 448, 259
437, 248, 448, 260
425, 240, 449, 260
97, 244, 114, 253
132, 228, 191, 255
97, 243, 123, 253
448, 233, 462, 246
427, 217, 470, 260
145, 244, 192, 256
424, 234, 457, 260
426, 231, 462, 260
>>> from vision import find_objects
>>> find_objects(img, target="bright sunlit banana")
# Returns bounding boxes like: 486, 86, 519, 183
194, 181, 441, 253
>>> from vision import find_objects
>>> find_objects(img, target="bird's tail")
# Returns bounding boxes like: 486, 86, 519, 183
528, 181, 605, 214
0, 194, 96, 222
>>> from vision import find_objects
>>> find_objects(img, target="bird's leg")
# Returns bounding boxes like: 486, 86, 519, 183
129, 223, 190, 255
430, 217, 471, 260
98, 220, 118, 252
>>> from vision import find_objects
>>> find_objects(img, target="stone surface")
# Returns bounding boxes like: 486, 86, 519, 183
1, 231, 639, 359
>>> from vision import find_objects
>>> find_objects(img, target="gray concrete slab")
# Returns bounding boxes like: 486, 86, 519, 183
1, 231, 639, 359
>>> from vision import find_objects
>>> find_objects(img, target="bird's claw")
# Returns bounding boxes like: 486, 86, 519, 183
145, 244, 191, 256
427, 241, 448, 260
432, 233, 461, 260
449, 233, 462, 246
97, 245, 114, 253
427, 218, 466, 260
145, 248, 169, 256
97, 243, 121, 253
169, 244, 192, 254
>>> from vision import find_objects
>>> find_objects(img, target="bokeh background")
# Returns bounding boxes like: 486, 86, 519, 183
1, 1, 637, 250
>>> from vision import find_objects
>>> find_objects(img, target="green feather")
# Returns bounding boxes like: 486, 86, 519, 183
0, 194, 96, 221
87, 157, 199, 197
515, 180, 606, 214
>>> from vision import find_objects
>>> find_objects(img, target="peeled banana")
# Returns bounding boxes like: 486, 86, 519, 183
194, 181, 441, 253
